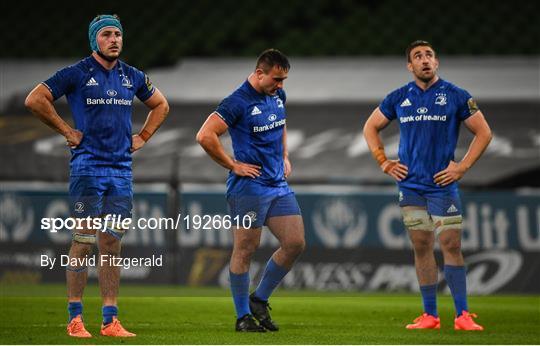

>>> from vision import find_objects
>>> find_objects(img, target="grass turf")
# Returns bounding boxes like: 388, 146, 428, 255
0, 284, 538, 344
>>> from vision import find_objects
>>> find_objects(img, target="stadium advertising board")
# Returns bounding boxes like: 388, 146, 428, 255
182, 247, 540, 294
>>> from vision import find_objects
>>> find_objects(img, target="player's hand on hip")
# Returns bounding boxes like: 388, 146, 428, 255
232, 160, 261, 179
131, 134, 146, 152
381, 160, 408, 181
284, 156, 292, 178
65, 129, 83, 149
434, 160, 466, 186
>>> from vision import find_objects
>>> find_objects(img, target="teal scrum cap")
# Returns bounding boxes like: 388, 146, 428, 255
88, 14, 123, 52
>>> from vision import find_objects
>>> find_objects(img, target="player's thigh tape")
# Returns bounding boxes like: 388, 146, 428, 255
401, 209, 433, 231
432, 215, 463, 234
103, 217, 127, 240
73, 233, 96, 244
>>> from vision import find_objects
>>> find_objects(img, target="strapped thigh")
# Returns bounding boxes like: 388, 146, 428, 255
432, 214, 463, 235
401, 208, 433, 231
72, 232, 96, 244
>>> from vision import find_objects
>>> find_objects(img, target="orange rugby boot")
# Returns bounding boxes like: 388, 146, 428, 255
66, 315, 92, 338
406, 313, 441, 329
454, 311, 484, 331
100, 317, 136, 337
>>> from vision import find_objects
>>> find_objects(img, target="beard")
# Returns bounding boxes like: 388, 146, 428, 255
97, 49, 121, 62
416, 69, 436, 83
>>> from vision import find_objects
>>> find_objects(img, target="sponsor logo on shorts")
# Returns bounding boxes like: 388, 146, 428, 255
74, 202, 85, 213
447, 204, 458, 213
246, 211, 257, 222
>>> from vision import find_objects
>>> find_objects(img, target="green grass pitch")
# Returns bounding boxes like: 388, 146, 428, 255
1, 284, 538, 344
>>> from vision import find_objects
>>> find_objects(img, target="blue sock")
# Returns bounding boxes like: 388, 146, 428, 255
102, 305, 118, 325
230, 271, 250, 318
444, 265, 468, 316
419, 284, 438, 317
254, 258, 289, 302
68, 301, 83, 322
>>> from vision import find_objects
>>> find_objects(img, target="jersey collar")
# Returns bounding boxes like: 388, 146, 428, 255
88, 54, 120, 74
243, 79, 266, 99
410, 77, 444, 94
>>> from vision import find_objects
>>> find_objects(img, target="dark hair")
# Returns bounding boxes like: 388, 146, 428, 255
406, 40, 435, 62
256, 48, 290, 72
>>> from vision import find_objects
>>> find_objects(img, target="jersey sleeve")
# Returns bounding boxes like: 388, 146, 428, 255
42, 65, 79, 100
133, 68, 155, 102
215, 96, 244, 127
379, 90, 400, 120
455, 88, 479, 121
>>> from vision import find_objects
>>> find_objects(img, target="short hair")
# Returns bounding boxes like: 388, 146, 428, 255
256, 49, 290, 72
406, 40, 436, 62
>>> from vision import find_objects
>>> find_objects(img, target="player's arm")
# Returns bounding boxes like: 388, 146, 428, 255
196, 113, 261, 178
434, 111, 492, 186
24, 84, 82, 148
131, 89, 169, 152
363, 107, 408, 181
283, 125, 291, 178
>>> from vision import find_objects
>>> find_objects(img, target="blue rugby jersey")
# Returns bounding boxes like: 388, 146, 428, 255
43, 55, 154, 176
379, 78, 479, 191
215, 80, 288, 194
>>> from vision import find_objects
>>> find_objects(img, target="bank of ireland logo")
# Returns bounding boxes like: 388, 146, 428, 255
107, 89, 117, 97
312, 197, 367, 248
417, 107, 428, 114
268, 114, 277, 121
0, 194, 34, 242
74, 202, 85, 214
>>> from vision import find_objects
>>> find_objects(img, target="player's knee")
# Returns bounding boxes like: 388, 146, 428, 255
236, 236, 260, 252
440, 236, 462, 255
411, 238, 434, 255
70, 241, 94, 257
98, 233, 121, 255
233, 241, 259, 260
231, 249, 255, 265
283, 238, 305, 257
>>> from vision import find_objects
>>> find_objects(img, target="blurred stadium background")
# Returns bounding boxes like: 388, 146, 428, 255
1, 0, 539, 300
